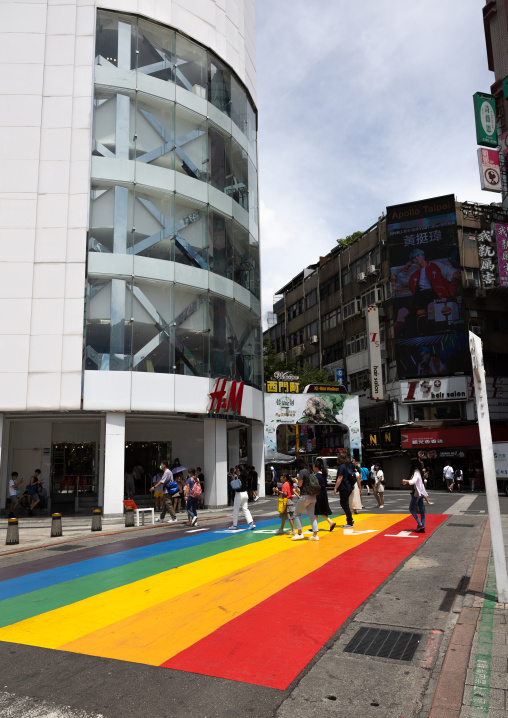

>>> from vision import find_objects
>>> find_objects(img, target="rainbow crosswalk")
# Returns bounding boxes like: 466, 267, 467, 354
0, 512, 446, 689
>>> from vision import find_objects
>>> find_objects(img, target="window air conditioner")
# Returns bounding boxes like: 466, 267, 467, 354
366, 265, 378, 275
357, 272, 367, 282
310, 335, 319, 344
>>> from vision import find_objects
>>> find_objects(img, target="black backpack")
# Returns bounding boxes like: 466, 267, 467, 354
339, 464, 355, 493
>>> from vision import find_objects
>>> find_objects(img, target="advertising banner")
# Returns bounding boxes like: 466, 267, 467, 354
399, 376, 468, 403
478, 148, 502, 192
387, 194, 468, 379
473, 92, 498, 148
500, 130, 508, 156
477, 228, 498, 287
494, 223, 508, 287
264, 392, 361, 455
366, 304, 384, 400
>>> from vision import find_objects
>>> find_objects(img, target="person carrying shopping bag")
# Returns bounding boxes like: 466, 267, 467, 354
229, 467, 256, 531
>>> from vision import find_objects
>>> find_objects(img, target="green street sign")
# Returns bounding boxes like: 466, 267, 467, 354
473, 92, 498, 148
504, 76, 508, 100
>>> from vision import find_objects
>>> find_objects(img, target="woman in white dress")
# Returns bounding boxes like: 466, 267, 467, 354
349, 460, 363, 514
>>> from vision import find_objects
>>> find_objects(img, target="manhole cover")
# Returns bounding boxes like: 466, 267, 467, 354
344, 627, 421, 661
448, 523, 475, 528
49, 544, 86, 551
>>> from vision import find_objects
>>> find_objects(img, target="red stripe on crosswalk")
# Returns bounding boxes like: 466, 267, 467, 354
162, 514, 447, 689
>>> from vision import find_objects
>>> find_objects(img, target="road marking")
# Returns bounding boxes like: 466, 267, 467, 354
385, 530, 420, 538
185, 528, 208, 533
342, 529, 378, 536
444, 494, 478, 515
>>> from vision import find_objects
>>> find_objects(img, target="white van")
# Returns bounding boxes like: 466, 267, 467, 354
320, 457, 341, 487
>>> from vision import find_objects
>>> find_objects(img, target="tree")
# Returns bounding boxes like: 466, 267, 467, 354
336, 231, 362, 246
263, 338, 336, 393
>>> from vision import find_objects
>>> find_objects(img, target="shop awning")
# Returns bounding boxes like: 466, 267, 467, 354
401, 424, 508, 449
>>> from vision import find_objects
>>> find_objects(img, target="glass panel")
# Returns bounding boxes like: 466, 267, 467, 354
249, 235, 260, 298
248, 157, 258, 225
227, 301, 254, 385
208, 210, 233, 279
208, 56, 231, 116
85, 277, 132, 371
137, 19, 175, 83
175, 33, 207, 97
174, 195, 207, 269
92, 88, 134, 160
246, 97, 257, 149
208, 123, 231, 192
132, 187, 174, 261
132, 93, 174, 169
209, 294, 231, 379
232, 221, 250, 289
96, 11, 137, 70
89, 183, 135, 255
231, 75, 247, 133
173, 286, 209, 376
174, 105, 207, 181
131, 279, 172, 373
229, 139, 248, 210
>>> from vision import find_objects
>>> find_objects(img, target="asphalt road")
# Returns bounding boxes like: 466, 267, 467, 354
0, 489, 503, 718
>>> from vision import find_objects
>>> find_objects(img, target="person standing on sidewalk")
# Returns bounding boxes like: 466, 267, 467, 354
8, 472, 23, 518
229, 467, 256, 530
443, 461, 454, 492
196, 467, 205, 508
151, 460, 177, 524
402, 457, 427, 533
333, 457, 355, 528
291, 459, 320, 541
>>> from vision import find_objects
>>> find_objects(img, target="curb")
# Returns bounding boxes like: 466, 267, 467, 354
0, 514, 228, 557
428, 519, 491, 717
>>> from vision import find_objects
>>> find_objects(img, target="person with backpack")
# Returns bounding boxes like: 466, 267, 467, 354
402, 457, 427, 533
184, 468, 201, 526
454, 467, 463, 493
334, 457, 355, 528
229, 467, 256, 530
443, 462, 454, 493
151, 460, 178, 523
291, 458, 320, 541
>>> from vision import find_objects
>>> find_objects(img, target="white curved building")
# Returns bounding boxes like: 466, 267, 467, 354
0, 0, 264, 514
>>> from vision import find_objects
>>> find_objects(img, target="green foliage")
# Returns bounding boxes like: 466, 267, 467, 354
263, 337, 336, 393
336, 231, 363, 246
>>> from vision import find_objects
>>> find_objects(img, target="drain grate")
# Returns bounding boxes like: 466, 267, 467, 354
448, 523, 475, 528
344, 627, 421, 661
49, 544, 86, 551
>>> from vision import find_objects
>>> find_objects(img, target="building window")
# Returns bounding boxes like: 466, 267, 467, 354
349, 370, 369, 392
346, 331, 367, 356
322, 342, 343, 365
306, 289, 317, 309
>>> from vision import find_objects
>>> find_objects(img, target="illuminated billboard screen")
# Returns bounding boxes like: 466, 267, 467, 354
386, 194, 468, 379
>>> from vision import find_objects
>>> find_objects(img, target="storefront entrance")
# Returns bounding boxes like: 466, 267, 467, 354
124, 442, 172, 495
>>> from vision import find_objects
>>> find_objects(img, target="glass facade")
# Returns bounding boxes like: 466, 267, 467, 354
85, 10, 261, 389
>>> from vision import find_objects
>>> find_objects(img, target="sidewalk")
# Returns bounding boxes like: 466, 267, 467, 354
428, 517, 508, 718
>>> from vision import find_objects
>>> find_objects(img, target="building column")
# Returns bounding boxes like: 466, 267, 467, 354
204, 418, 228, 508
227, 428, 240, 470
247, 422, 265, 498
0, 414, 6, 510
103, 412, 125, 515
98, 415, 106, 508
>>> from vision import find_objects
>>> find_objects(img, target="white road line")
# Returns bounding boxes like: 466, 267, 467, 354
185, 528, 208, 533
444, 494, 478, 515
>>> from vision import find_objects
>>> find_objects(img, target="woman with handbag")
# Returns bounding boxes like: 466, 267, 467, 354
276, 473, 296, 535
313, 459, 336, 531
229, 468, 256, 531
402, 457, 427, 533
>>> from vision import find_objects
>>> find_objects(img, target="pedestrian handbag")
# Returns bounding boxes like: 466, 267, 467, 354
190, 480, 202, 498
277, 496, 287, 514
230, 476, 242, 491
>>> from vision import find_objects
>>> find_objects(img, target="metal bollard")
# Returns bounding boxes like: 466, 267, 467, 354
91, 509, 102, 532
51, 513, 62, 537
125, 507, 134, 527
6, 518, 19, 545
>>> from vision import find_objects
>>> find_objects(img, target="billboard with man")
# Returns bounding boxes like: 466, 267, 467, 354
387, 194, 468, 379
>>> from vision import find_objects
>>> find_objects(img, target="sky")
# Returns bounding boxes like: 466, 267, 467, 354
254, 0, 494, 324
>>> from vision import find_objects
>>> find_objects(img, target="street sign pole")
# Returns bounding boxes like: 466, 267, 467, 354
470, 331, 508, 602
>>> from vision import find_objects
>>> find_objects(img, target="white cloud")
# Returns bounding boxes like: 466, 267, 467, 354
255, 0, 494, 321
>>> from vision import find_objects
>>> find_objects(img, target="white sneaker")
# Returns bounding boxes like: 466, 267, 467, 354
291, 533, 305, 541
276, 529, 285, 535
249, 523, 256, 530
167, 518, 177, 523
309, 535, 319, 541
253, 496, 259, 502
228, 526, 239, 531
155, 518, 163, 523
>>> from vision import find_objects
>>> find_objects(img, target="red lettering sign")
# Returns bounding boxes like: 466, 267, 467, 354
209, 379, 245, 415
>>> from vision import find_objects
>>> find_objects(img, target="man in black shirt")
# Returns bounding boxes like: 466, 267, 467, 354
334, 459, 355, 528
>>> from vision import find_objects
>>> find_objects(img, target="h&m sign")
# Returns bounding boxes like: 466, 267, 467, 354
208, 379, 244, 414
